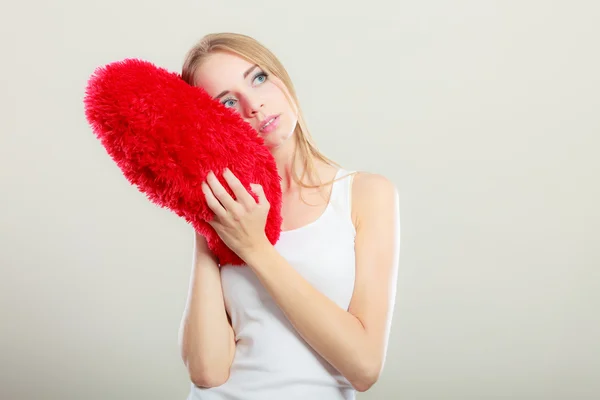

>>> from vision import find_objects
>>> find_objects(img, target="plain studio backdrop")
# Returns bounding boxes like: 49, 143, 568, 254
1, 1, 598, 399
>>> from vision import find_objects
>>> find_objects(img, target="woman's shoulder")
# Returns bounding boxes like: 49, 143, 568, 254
349, 171, 398, 224
349, 170, 397, 193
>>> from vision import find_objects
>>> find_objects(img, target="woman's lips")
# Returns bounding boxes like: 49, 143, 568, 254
259, 114, 280, 134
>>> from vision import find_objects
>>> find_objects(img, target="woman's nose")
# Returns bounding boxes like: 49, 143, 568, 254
243, 98, 264, 117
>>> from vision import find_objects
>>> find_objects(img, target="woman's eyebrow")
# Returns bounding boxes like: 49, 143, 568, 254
214, 65, 259, 100
243, 64, 258, 78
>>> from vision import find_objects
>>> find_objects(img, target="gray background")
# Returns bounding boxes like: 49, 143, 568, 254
1, 1, 598, 399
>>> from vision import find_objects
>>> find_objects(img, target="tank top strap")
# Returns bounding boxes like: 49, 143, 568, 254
328, 168, 357, 228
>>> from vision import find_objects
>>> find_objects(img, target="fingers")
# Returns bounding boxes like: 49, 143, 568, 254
223, 168, 257, 209
202, 181, 227, 219
250, 183, 269, 208
205, 171, 241, 213
203, 169, 270, 225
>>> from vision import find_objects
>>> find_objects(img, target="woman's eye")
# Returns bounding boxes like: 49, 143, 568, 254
253, 72, 268, 85
223, 98, 237, 108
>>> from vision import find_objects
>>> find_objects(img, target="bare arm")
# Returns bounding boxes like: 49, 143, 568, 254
242, 173, 400, 392
178, 231, 236, 388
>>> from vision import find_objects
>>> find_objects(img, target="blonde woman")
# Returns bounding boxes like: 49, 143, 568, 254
179, 32, 400, 400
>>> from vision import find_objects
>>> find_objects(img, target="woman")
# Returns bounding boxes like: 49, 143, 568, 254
178, 32, 400, 399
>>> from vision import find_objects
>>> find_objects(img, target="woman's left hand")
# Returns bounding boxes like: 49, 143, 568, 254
202, 168, 271, 260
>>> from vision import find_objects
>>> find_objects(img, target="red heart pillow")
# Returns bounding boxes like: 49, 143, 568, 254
83, 58, 283, 266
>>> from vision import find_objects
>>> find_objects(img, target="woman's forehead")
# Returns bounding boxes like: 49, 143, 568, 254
193, 52, 255, 95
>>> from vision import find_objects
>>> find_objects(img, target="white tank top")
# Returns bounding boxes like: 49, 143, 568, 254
187, 168, 358, 400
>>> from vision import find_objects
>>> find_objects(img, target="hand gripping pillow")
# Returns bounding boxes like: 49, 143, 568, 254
83, 58, 283, 266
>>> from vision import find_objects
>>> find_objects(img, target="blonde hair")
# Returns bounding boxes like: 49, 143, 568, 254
181, 32, 343, 191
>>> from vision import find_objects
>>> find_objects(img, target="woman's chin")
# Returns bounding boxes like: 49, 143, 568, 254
263, 139, 283, 150
262, 129, 294, 150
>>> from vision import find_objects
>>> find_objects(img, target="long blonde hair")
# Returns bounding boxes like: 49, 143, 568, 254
181, 32, 342, 190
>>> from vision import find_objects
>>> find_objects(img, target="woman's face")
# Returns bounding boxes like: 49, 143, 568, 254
193, 51, 298, 150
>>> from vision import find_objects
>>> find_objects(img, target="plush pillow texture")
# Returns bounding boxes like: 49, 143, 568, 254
84, 58, 283, 266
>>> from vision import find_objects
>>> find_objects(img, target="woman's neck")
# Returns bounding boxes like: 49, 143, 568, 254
273, 150, 305, 193
270, 139, 311, 192
270, 137, 337, 195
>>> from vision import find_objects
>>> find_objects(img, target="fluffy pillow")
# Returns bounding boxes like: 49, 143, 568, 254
84, 58, 282, 266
